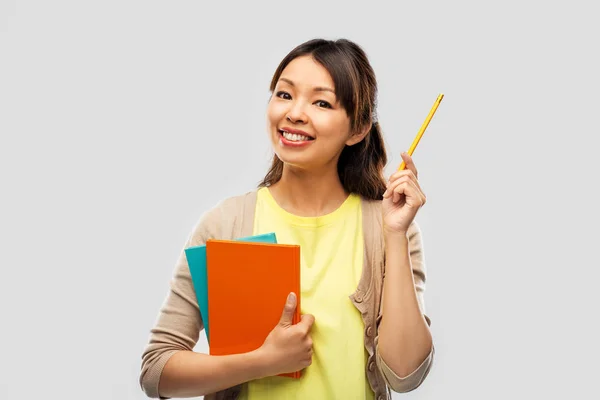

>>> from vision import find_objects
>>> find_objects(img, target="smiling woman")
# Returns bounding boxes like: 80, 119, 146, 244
140, 38, 434, 400
261, 40, 388, 202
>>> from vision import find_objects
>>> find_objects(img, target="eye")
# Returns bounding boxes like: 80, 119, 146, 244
315, 100, 332, 109
276, 91, 291, 100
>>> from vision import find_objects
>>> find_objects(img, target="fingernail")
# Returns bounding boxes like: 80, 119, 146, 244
287, 293, 295, 305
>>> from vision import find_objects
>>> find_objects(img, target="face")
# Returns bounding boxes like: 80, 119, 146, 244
266, 55, 365, 171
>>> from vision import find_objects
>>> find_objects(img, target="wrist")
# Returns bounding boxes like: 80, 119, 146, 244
249, 348, 274, 379
384, 229, 409, 243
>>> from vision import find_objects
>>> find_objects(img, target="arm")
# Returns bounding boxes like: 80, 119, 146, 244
158, 350, 270, 398
376, 221, 434, 392
156, 291, 315, 398
139, 205, 255, 398
139, 201, 313, 398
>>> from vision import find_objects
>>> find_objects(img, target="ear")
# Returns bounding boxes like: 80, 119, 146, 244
345, 123, 371, 146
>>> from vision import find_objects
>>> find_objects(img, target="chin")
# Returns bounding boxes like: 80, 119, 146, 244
273, 151, 301, 166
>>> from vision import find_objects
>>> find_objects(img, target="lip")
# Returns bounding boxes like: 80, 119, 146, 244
279, 127, 314, 139
278, 128, 314, 147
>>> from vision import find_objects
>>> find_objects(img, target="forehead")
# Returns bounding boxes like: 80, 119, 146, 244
279, 55, 334, 90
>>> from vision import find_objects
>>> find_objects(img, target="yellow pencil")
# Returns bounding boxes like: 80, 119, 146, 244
398, 93, 444, 170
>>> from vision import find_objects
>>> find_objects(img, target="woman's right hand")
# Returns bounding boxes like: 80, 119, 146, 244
258, 292, 314, 376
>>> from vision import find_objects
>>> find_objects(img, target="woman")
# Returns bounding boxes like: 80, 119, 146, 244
140, 38, 434, 400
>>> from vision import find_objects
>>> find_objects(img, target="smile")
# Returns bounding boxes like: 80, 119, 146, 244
278, 129, 315, 142
278, 129, 314, 147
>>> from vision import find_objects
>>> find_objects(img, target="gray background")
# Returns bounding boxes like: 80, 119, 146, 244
1, 1, 599, 399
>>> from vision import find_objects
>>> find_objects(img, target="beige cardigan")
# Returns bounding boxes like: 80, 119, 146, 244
140, 191, 434, 400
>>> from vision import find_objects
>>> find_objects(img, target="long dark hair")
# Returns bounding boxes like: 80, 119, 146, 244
259, 38, 387, 200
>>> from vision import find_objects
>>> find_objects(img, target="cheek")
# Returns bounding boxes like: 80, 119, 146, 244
316, 114, 351, 139
266, 101, 286, 127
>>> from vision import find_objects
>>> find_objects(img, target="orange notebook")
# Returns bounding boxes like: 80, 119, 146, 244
205, 240, 302, 378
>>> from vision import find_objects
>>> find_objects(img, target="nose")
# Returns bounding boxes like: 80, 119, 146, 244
286, 101, 307, 124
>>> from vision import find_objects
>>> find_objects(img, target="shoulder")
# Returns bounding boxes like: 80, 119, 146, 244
188, 190, 259, 246
212, 190, 258, 214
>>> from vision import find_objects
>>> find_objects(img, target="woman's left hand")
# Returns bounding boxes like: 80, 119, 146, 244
382, 152, 427, 235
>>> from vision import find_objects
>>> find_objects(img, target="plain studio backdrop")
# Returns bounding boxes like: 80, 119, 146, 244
1, 1, 599, 399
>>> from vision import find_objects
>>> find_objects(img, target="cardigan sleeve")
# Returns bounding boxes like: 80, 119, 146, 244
139, 205, 223, 399
375, 220, 435, 393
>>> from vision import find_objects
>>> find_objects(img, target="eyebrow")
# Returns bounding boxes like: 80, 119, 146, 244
279, 78, 335, 95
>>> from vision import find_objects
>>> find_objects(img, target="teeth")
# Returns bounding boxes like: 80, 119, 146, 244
282, 131, 311, 141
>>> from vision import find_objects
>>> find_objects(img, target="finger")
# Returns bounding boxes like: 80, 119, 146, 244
386, 175, 425, 201
393, 183, 406, 203
392, 180, 426, 206
386, 169, 419, 192
306, 337, 313, 350
387, 178, 418, 204
387, 169, 413, 185
393, 181, 419, 204
384, 174, 411, 198
278, 292, 297, 326
401, 152, 418, 179
384, 176, 413, 199
300, 314, 315, 332
303, 356, 313, 367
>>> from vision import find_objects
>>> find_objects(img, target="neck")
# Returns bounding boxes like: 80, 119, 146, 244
268, 164, 349, 217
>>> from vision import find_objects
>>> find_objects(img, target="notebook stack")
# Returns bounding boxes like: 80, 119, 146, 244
185, 233, 302, 378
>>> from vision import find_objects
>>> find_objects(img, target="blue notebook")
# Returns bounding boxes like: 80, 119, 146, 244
184, 232, 277, 342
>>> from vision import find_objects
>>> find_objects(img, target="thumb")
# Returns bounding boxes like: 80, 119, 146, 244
278, 292, 296, 326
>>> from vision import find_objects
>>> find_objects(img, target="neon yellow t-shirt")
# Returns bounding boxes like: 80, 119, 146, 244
239, 187, 374, 400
